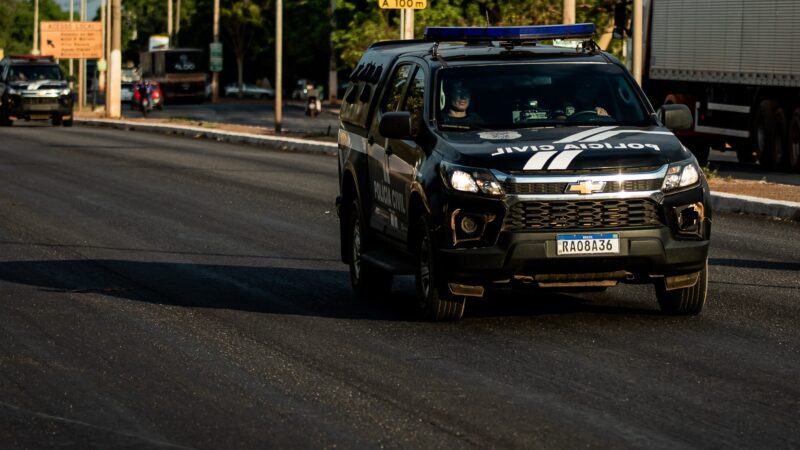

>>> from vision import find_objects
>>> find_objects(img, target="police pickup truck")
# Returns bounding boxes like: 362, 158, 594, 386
0, 55, 74, 127
336, 24, 711, 321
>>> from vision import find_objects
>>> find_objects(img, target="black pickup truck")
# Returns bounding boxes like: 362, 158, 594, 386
0, 55, 74, 127
336, 24, 711, 321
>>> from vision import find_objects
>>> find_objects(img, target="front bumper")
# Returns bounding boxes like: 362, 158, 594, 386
9, 94, 73, 118
435, 185, 711, 285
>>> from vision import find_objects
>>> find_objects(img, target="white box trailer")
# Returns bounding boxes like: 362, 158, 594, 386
642, 0, 800, 171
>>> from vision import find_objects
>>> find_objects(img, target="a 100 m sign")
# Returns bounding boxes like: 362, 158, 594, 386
378, 0, 427, 9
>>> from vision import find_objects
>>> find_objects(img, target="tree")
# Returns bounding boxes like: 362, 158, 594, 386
0, 0, 67, 56
222, 0, 266, 90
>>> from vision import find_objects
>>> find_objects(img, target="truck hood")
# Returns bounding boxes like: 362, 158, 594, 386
9, 80, 68, 91
437, 125, 691, 172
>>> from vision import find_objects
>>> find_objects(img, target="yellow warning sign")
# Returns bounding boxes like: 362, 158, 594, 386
40, 21, 102, 59
378, 0, 427, 9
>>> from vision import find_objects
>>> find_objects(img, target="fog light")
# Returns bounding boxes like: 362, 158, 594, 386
461, 216, 478, 234
675, 202, 704, 236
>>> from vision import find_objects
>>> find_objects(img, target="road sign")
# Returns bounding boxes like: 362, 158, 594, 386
378, 0, 427, 9
210, 43, 223, 72
40, 21, 102, 59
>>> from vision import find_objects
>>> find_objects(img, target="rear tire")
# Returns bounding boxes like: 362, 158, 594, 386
62, 117, 73, 127
348, 199, 392, 301
788, 108, 800, 173
755, 100, 786, 170
415, 215, 465, 321
0, 108, 12, 127
655, 259, 708, 315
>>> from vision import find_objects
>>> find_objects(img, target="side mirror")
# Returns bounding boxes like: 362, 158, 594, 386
659, 104, 693, 130
379, 111, 413, 139
613, 2, 628, 39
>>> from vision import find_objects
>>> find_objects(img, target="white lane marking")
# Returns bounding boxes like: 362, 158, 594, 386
546, 150, 583, 170
554, 126, 618, 143
522, 151, 558, 171
580, 130, 673, 142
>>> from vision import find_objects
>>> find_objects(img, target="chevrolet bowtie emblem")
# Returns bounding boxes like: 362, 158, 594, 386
566, 180, 607, 195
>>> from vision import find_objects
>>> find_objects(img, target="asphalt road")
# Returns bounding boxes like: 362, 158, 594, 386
0, 123, 798, 449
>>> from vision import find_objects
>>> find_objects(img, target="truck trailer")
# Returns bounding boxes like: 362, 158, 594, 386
640, 0, 800, 171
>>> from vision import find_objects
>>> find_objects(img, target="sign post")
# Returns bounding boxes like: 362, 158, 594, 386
378, 0, 426, 40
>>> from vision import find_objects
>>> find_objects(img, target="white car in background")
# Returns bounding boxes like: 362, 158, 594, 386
121, 68, 139, 102
224, 83, 275, 99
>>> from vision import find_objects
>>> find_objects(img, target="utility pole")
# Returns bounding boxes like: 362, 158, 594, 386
99, 0, 106, 94
32, 0, 40, 54
79, 0, 86, 111
109, 0, 121, 118
69, 0, 74, 76
328, 0, 336, 103
212, 0, 220, 102
105, 0, 111, 110
563, 0, 575, 24
167, 0, 173, 46
275, 0, 282, 133
175, 0, 181, 47
632, 0, 643, 85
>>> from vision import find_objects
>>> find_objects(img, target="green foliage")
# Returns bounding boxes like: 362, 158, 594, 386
332, 0, 621, 72
0, 0, 67, 56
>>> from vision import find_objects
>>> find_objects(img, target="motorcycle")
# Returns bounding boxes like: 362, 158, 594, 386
132, 81, 163, 117
305, 94, 322, 117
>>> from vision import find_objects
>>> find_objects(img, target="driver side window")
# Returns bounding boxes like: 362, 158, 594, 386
383, 64, 413, 112
401, 68, 425, 136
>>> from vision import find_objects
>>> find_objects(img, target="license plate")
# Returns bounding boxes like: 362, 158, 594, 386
556, 233, 620, 256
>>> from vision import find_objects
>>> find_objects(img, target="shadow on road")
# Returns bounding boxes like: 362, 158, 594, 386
0, 259, 664, 321
710, 257, 800, 271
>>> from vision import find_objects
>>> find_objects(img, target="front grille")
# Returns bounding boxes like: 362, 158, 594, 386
503, 178, 661, 195
503, 199, 662, 230
22, 97, 58, 105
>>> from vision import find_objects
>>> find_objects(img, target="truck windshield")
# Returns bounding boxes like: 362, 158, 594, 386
437, 62, 649, 130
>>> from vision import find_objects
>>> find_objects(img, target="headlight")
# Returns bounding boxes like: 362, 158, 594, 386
60, 88, 71, 96
8, 88, 19, 95
441, 162, 504, 196
662, 159, 701, 192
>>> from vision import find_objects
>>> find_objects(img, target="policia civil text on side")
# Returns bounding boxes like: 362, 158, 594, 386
336, 24, 711, 321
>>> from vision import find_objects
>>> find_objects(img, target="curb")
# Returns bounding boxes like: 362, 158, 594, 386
76, 117, 799, 222
77, 118, 338, 156
710, 192, 800, 222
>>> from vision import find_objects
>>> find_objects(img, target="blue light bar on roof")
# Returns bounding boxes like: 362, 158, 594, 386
423, 23, 596, 42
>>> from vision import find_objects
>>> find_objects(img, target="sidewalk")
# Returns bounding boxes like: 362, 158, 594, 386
74, 113, 800, 222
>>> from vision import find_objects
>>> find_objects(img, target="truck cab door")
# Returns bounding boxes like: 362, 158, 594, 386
385, 66, 426, 243
367, 63, 414, 239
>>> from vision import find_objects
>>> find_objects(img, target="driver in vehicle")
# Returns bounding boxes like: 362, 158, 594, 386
441, 83, 484, 127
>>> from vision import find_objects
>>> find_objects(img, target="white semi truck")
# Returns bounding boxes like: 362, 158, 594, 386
635, 0, 800, 171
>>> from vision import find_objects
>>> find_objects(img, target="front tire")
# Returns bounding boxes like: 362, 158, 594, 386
655, 259, 708, 315
348, 199, 392, 301
415, 216, 465, 321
